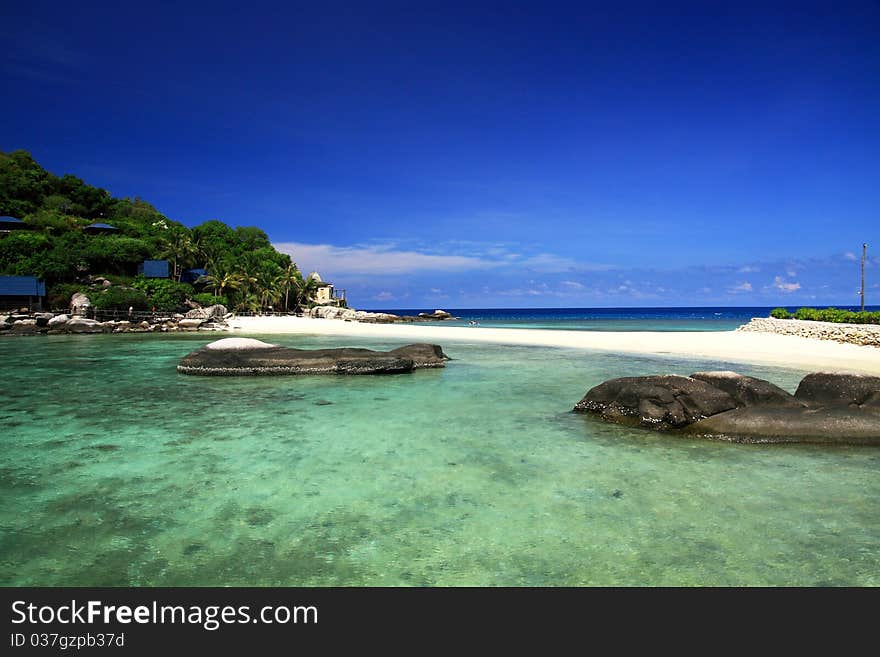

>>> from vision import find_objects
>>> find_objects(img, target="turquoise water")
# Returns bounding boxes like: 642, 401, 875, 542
1, 332, 879, 586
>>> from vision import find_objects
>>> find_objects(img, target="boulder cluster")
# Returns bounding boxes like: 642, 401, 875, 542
0, 304, 232, 336
738, 316, 880, 347
574, 371, 880, 445
177, 338, 449, 375
309, 307, 456, 322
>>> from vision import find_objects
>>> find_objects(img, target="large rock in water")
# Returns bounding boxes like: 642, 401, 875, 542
690, 371, 804, 408
178, 338, 449, 375
794, 372, 880, 406
575, 370, 880, 445
684, 406, 880, 445
573, 375, 737, 430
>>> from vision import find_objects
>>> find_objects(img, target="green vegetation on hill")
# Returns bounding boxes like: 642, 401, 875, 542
0, 150, 318, 312
770, 307, 880, 325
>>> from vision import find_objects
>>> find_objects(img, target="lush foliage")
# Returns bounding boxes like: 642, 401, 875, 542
91, 287, 150, 311
191, 293, 229, 308
1, 150, 313, 313
130, 278, 195, 312
770, 307, 880, 325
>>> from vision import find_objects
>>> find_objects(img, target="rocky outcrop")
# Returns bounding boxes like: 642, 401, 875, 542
683, 406, 880, 445
12, 319, 38, 333
184, 304, 228, 320
737, 317, 880, 347
418, 309, 453, 319
66, 317, 105, 334
575, 370, 880, 445
794, 372, 880, 406
177, 338, 449, 376
307, 306, 457, 323
690, 371, 803, 408
70, 292, 91, 316
34, 312, 55, 327
573, 375, 737, 430
387, 343, 449, 368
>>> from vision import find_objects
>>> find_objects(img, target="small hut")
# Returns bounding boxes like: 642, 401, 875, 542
0, 216, 30, 234
83, 223, 120, 235
0, 276, 46, 311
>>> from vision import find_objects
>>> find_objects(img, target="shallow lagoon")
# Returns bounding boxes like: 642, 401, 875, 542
1, 333, 878, 586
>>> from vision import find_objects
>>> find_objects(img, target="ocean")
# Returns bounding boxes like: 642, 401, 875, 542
1, 308, 878, 586
369, 305, 880, 332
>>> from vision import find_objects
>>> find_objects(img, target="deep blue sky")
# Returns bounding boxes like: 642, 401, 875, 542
2, 1, 878, 307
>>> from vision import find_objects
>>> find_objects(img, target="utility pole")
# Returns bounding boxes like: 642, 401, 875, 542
861, 243, 867, 312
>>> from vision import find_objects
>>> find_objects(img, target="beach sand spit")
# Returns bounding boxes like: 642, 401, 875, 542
228, 316, 880, 375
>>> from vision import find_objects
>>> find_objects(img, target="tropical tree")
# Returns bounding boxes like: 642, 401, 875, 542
202, 268, 244, 300
278, 264, 302, 312
160, 228, 199, 281
255, 271, 282, 311
294, 274, 320, 309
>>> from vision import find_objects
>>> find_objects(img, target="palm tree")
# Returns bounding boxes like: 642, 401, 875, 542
255, 271, 282, 312
278, 264, 302, 312
202, 270, 244, 300
294, 274, 320, 310
161, 230, 199, 282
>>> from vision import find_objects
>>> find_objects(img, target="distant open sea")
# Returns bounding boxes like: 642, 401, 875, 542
367, 305, 880, 332
3, 305, 879, 586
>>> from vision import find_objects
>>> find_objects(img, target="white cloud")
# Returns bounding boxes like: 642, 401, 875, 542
520, 253, 579, 272
730, 282, 753, 292
372, 291, 394, 301
773, 276, 801, 293
275, 241, 613, 278
561, 280, 585, 289
737, 265, 760, 273
844, 252, 857, 261
274, 242, 504, 276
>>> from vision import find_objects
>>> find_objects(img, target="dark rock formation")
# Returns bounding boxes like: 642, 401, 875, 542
794, 372, 880, 406
573, 375, 737, 430
684, 406, 880, 445
575, 370, 880, 445
177, 338, 449, 376
690, 371, 804, 408
387, 343, 449, 368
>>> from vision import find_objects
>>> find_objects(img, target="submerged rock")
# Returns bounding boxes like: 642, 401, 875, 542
684, 406, 880, 445
575, 370, 880, 445
178, 338, 449, 376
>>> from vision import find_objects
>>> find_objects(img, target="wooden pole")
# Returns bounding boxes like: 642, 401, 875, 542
861, 243, 867, 312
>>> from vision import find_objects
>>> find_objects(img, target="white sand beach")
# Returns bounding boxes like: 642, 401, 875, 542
229, 316, 880, 375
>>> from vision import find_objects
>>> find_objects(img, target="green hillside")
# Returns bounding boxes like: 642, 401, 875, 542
0, 150, 315, 312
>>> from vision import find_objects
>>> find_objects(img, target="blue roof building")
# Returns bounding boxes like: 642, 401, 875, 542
84, 222, 120, 234
0, 276, 46, 311
181, 268, 208, 284
138, 259, 170, 278
0, 216, 29, 232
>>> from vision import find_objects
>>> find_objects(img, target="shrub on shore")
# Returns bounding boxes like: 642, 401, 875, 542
769, 307, 880, 325
91, 286, 149, 311
192, 293, 228, 308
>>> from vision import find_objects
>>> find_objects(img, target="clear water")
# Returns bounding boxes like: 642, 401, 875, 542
1, 331, 879, 586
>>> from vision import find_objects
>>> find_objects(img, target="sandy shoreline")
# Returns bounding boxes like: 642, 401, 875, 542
228, 316, 880, 375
